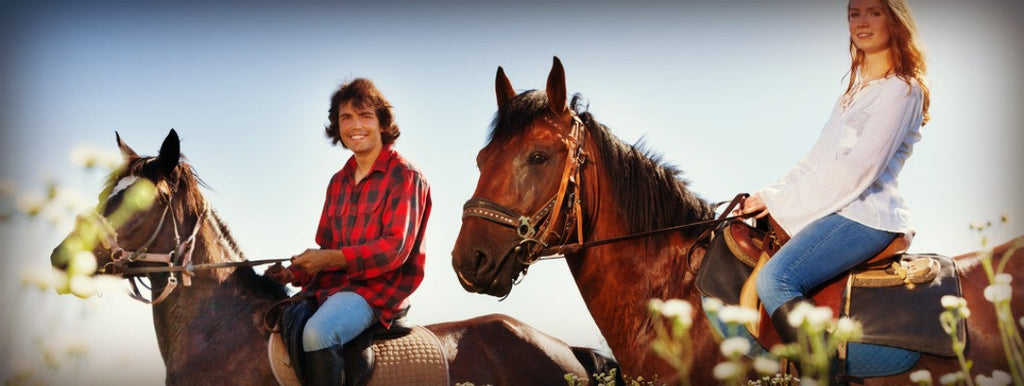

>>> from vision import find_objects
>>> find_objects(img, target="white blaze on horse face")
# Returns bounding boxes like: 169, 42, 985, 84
108, 176, 140, 201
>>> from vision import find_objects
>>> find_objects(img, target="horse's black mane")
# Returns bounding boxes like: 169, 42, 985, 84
101, 155, 207, 214
103, 153, 287, 298
102, 155, 248, 261
490, 91, 715, 238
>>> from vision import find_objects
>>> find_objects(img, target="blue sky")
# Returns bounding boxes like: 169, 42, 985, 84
2, 1, 1022, 383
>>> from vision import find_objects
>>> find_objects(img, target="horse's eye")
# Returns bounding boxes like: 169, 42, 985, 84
528, 152, 549, 165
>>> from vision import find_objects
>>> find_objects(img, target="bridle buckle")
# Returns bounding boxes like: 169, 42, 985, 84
516, 216, 536, 239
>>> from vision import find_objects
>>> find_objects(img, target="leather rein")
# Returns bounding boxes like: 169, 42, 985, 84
461, 111, 745, 275
85, 183, 287, 304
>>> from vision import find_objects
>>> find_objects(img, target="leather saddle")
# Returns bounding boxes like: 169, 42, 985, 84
725, 220, 938, 289
696, 219, 964, 357
264, 300, 448, 386
267, 321, 449, 386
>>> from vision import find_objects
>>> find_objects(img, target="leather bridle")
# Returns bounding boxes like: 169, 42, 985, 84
462, 112, 588, 271
461, 110, 749, 284
82, 183, 205, 304
85, 182, 291, 304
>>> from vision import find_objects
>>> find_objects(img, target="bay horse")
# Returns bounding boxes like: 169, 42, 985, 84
50, 129, 616, 385
451, 57, 1024, 384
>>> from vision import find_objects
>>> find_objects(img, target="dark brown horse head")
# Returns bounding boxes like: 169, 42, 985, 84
452, 57, 582, 297
50, 129, 206, 278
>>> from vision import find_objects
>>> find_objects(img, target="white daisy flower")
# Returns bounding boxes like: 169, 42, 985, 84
712, 362, 740, 380
994, 273, 1012, 285
68, 251, 98, 276
719, 305, 759, 325
939, 372, 965, 386
703, 297, 724, 313
984, 283, 1013, 303
786, 301, 816, 327
909, 369, 931, 383
662, 299, 693, 328
648, 298, 664, 313
719, 337, 750, 357
833, 317, 862, 341
16, 191, 47, 216
69, 275, 97, 299
805, 305, 833, 329
753, 356, 780, 375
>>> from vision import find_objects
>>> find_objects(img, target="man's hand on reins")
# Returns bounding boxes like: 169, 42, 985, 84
290, 248, 348, 276
265, 262, 297, 285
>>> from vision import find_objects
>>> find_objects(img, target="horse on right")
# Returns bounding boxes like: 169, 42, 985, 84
452, 56, 1024, 384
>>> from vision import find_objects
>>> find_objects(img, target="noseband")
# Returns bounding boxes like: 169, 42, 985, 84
462, 112, 588, 272
82, 183, 206, 304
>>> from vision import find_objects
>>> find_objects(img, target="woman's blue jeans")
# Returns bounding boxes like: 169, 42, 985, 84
302, 291, 375, 352
753, 214, 919, 375
756, 213, 896, 315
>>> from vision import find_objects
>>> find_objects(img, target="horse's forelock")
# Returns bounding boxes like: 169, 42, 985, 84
488, 90, 550, 144
99, 155, 206, 215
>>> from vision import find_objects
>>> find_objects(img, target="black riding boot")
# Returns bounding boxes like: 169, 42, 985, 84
771, 297, 814, 380
303, 345, 344, 386
771, 296, 812, 344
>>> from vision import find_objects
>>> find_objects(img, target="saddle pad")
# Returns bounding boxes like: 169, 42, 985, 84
698, 245, 965, 358
369, 325, 450, 385
696, 227, 753, 305
849, 254, 964, 357
269, 325, 450, 386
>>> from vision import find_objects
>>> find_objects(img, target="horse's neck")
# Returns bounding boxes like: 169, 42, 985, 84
149, 219, 279, 379
565, 152, 712, 377
192, 212, 246, 280
567, 233, 706, 373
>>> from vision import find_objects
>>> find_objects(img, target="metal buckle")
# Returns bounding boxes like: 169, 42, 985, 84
516, 216, 536, 239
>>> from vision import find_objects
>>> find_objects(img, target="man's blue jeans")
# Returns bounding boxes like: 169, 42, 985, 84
756, 213, 896, 315
302, 291, 375, 352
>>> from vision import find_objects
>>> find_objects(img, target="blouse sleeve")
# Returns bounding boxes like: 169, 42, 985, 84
759, 80, 923, 235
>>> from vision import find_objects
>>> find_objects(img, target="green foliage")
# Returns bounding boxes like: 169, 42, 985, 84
565, 368, 658, 386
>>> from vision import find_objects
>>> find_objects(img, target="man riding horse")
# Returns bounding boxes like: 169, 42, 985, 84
267, 78, 432, 386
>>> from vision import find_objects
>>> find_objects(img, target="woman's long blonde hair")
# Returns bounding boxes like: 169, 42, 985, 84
847, 0, 931, 125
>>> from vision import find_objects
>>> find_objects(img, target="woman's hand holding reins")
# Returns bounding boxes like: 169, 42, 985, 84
735, 193, 771, 219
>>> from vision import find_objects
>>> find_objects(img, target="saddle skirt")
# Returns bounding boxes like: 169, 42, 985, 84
696, 221, 965, 357
268, 325, 449, 386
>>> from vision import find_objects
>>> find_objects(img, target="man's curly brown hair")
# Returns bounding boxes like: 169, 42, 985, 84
325, 78, 400, 147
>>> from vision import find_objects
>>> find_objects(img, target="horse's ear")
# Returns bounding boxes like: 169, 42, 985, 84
546, 56, 567, 115
116, 132, 138, 159
495, 66, 516, 111
155, 129, 181, 176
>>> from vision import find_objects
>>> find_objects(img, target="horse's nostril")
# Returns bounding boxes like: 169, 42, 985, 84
473, 250, 489, 273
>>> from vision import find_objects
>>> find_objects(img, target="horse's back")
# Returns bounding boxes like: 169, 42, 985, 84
867, 236, 1024, 385
953, 235, 1024, 315
426, 313, 591, 385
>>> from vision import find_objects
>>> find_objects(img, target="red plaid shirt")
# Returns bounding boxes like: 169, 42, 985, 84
289, 145, 431, 327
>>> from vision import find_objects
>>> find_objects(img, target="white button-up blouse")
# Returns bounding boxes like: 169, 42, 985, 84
758, 75, 925, 237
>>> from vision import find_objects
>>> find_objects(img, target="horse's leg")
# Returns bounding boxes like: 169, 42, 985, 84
427, 314, 589, 385
867, 236, 1024, 385
571, 346, 623, 383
